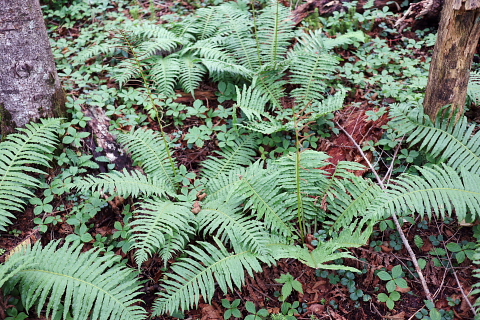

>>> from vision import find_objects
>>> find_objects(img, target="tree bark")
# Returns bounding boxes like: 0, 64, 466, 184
0, 0, 66, 132
423, 0, 480, 120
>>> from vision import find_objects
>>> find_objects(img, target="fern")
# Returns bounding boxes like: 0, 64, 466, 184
118, 128, 177, 189
153, 238, 275, 315
129, 199, 195, 266
234, 161, 296, 237
391, 104, 480, 174
198, 200, 271, 255
201, 135, 257, 182
8, 240, 146, 320
75, 169, 173, 198
270, 224, 371, 270
178, 54, 207, 96
150, 57, 180, 97
366, 165, 480, 222
0, 118, 60, 231
255, 3, 295, 65
289, 52, 338, 107
468, 70, 480, 104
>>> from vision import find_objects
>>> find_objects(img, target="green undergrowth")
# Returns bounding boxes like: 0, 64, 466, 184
0, 0, 479, 319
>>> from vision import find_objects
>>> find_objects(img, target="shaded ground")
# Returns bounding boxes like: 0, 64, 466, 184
1, 0, 479, 319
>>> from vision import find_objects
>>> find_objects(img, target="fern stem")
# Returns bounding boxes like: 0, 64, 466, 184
120, 31, 179, 181
293, 109, 306, 243
250, 0, 263, 67
336, 121, 433, 302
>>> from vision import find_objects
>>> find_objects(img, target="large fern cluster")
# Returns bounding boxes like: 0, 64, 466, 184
0, 119, 60, 231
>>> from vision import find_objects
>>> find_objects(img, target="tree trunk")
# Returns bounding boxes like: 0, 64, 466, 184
423, 0, 480, 120
0, 0, 66, 132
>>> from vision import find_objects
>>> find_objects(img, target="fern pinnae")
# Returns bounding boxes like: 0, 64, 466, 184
392, 105, 480, 174
129, 199, 195, 266
0, 118, 60, 231
150, 57, 180, 97
118, 128, 177, 188
75, 169, 173, 198
201, 136, 257, 182
11, 240, 146, 320
234, 161, 296, 237
367, 165, 480, 222
153, 238, 274, 314
197, 200, 270, 255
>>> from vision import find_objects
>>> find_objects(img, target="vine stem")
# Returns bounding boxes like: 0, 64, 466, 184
120, 31, 178, 180
335, 121, 433, 301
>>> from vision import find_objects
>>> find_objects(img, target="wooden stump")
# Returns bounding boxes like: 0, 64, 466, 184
423, 0, 480, 120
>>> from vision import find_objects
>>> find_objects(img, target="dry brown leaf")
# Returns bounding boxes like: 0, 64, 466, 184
384, 311, 405, 319
200, 303, 222, 320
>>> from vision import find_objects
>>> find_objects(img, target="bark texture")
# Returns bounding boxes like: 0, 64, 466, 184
423, 0, 480, 120
0, 0, 66, 130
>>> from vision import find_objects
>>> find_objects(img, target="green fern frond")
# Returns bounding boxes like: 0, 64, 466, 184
75, 169, 173, 198
150, 57, 180, 97
153, 238, 275, 314
289, 52, 338, 107
468, 70, 480, 104
472, 244, 480, 315
326, 173, 382, 231
129, 199, 194, 266
0, 118, 60, 231
234, 161, 296, 237
204, 166, 246, 204
113, 59, 144, 87
159, 231, 191, 263
198, 201, 270, 255
189, 7, 223, 40
276, 150, 330, 198
391, 104, 480, 174
9, 240, 146, 320
275, 150, 330, 228
136, 39, 182, 61
235, 82, 270, 121
367, 165, 480, 222
0, 251, 34, 288
118, 128, 177, 188
219, 12, 259, 71
270, 225, 371, 270
201, 136, 257, 182
178, 54, 207, 96
256, 3, 295, 65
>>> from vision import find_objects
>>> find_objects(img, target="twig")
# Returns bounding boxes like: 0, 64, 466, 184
336, 121, 433, 301
435, 219, 477, 316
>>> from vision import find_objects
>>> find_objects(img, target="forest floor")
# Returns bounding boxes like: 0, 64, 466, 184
1, 0, 480, 319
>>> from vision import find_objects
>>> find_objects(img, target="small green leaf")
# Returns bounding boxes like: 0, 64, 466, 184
377, 293, 388, 302
386, 280, 396, 293
232, 299, 241, 308
80, 233, 93, 242
292, 280, 303, 294
221, 299, 231, 308
418, 258, 427, 269
446, 242, 462, 252
245, 301, 256, 314
429, 308, 442, 320
390, 291, 401, 301
386, 299, 395, 310
377, 271, 392, 281
456, 251, 466, 263
391, 265, 403, 278
395, 278, 408, 288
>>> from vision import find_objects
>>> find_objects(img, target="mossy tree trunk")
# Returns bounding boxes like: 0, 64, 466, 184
423, 0, 480, 120
0, 0, 66, 133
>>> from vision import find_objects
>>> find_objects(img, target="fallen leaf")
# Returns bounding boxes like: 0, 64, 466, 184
384, 311, 405, 319
307, 304, 325, 315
